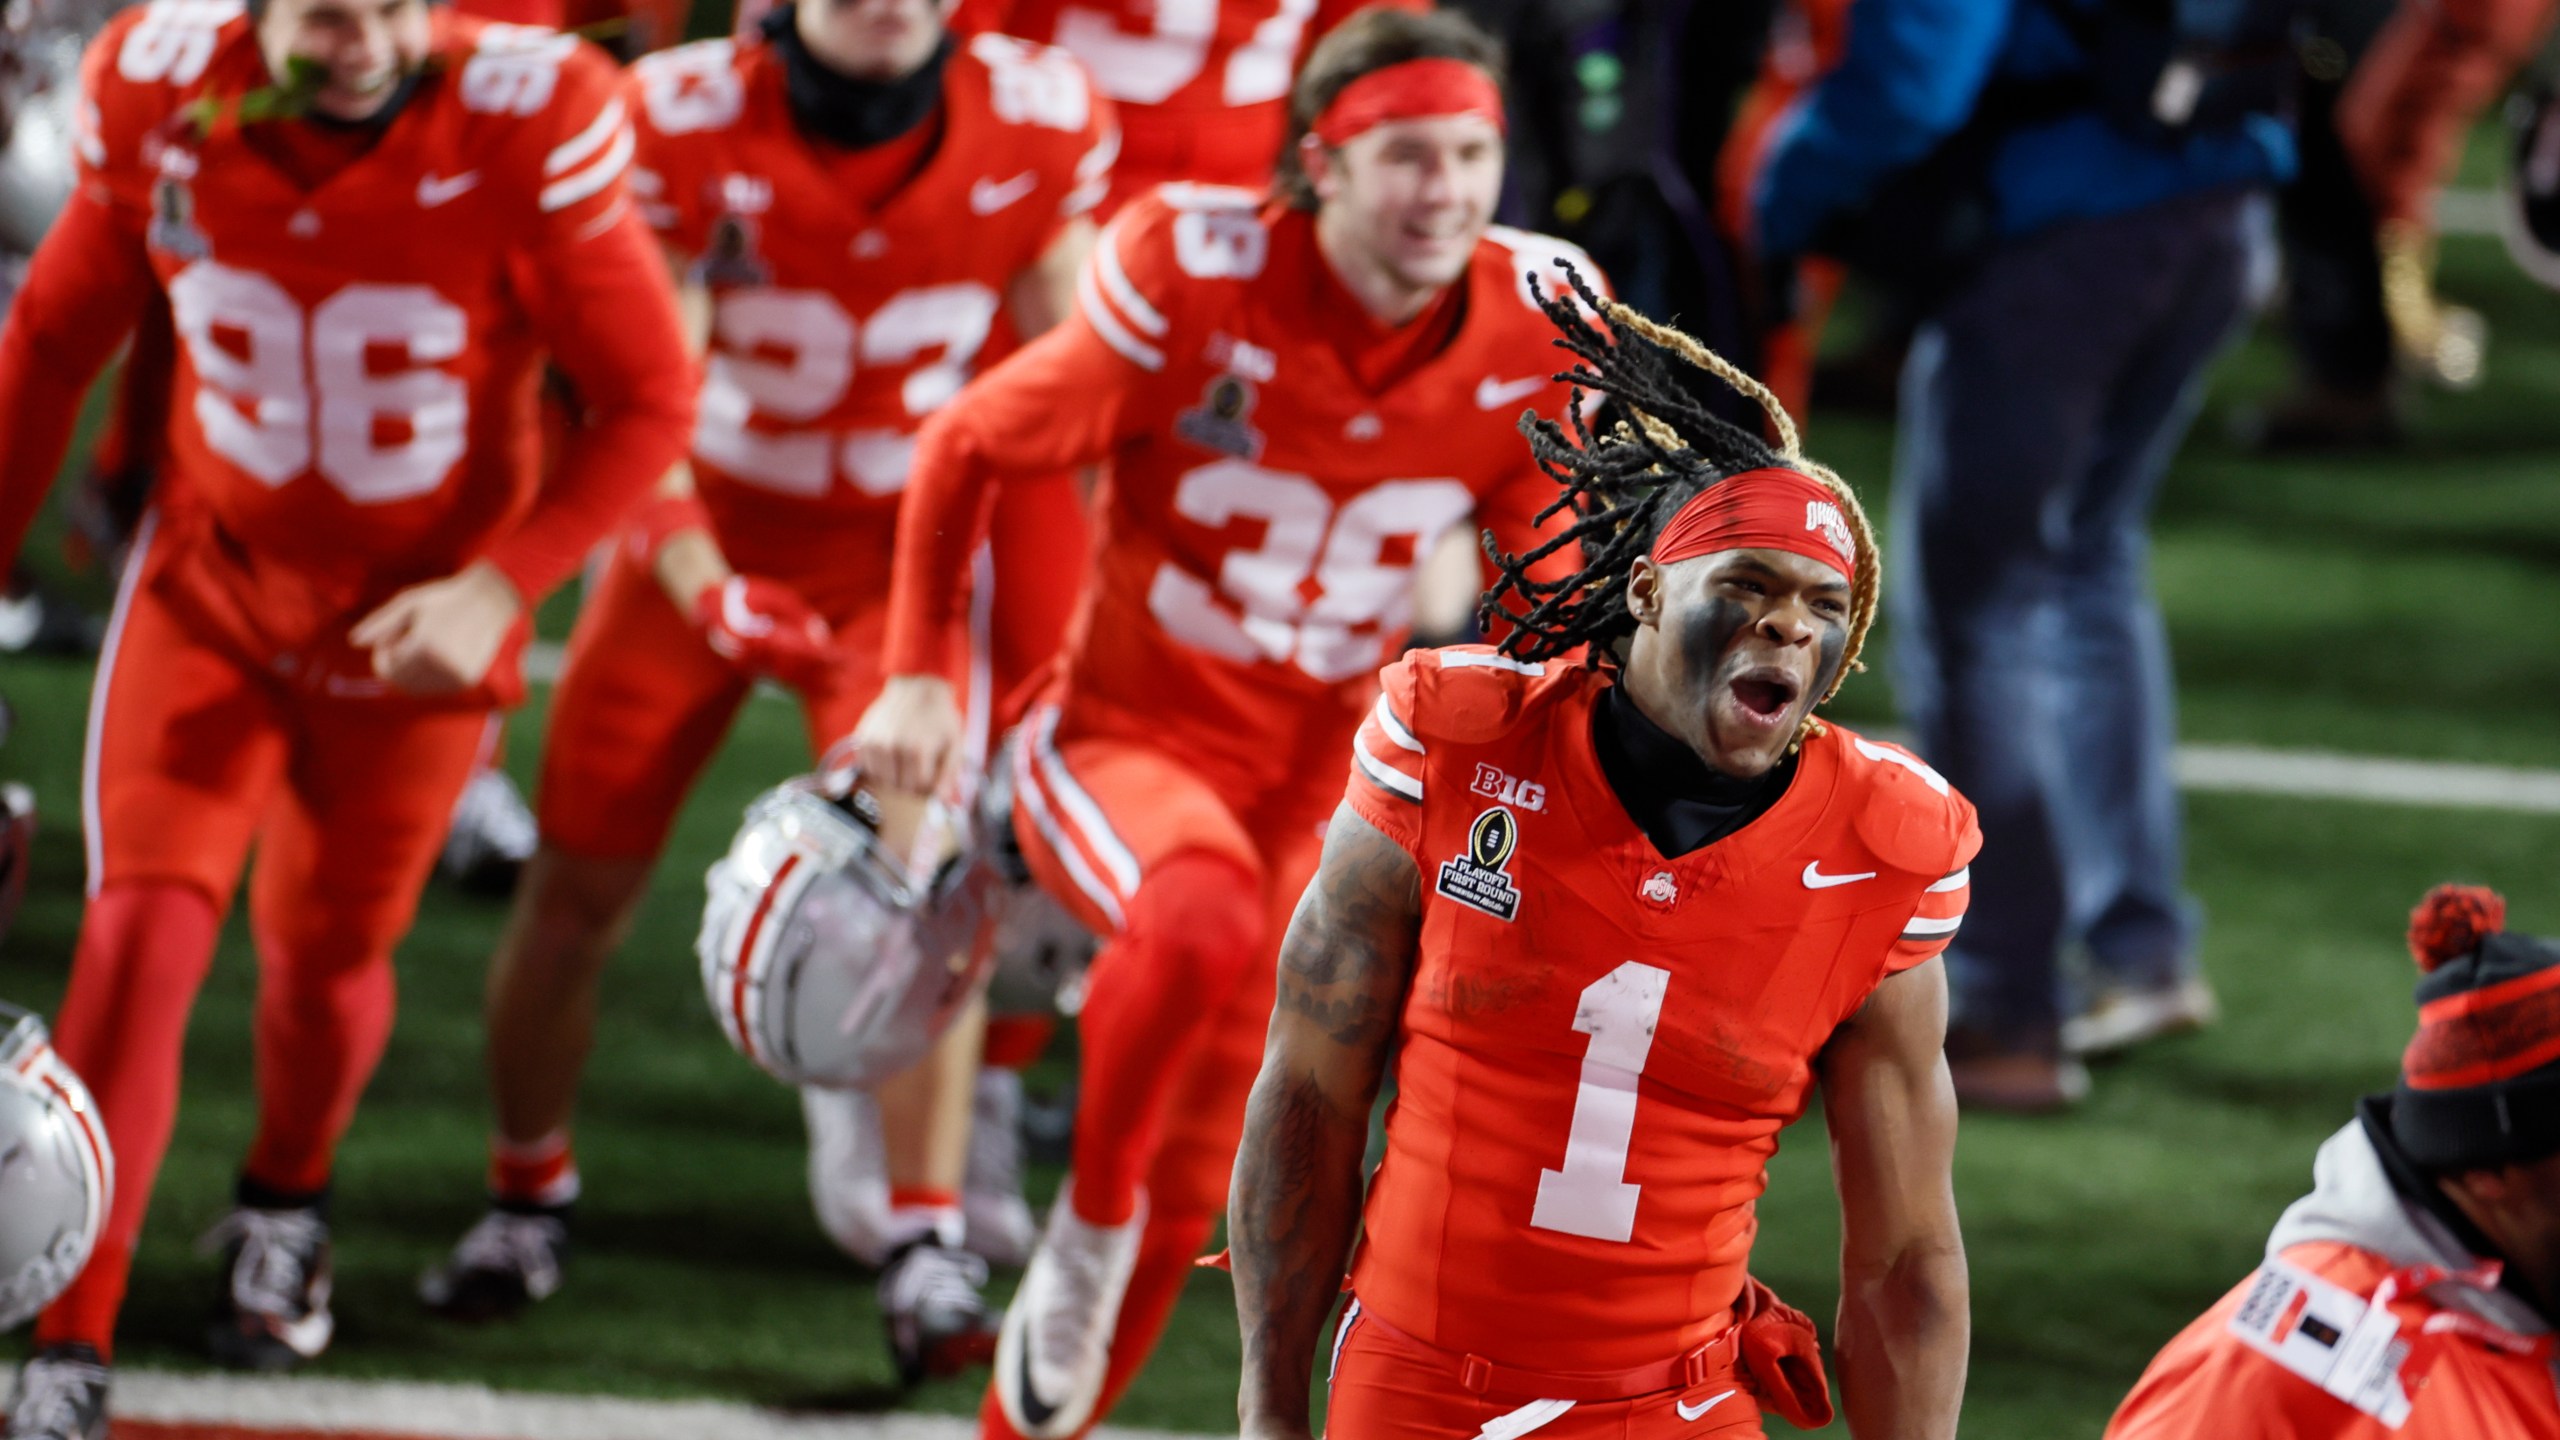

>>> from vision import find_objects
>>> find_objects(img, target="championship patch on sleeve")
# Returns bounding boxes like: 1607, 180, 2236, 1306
2226, 1258, 2414, 1427
1435, 806, 1522, 922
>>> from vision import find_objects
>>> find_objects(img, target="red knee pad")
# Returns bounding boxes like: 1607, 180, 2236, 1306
1123, 851, 1264, 997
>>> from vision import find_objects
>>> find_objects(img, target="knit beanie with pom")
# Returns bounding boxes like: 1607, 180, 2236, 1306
2392, 884, 2560, 1172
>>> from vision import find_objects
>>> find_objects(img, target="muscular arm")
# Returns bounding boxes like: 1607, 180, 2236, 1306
1231, 806, 1424, 1440
1816, 957, 1969, 1440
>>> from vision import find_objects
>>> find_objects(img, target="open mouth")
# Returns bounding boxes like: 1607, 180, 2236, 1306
1725, 669, 1801, 729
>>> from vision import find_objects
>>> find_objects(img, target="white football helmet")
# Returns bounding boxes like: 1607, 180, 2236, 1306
0, 1003, 112, 1332
699, 779, 996, 1089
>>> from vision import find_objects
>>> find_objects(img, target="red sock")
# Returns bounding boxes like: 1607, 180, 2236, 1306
241, 918, 401, 1196
1067, 853, 1262, 1227
34, 881, 225, 1359
982, 1015, 1054, 1071
975, 1210, 1217, 1440
489, 1131, 581, 1207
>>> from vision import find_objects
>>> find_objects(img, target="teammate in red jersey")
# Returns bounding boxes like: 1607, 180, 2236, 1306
0, 0, 692, 1429
1228, 286, 1975, 1440
852, 11, 1596, 1435
410, 0, 1112, 1381
953, 0, 1421, 212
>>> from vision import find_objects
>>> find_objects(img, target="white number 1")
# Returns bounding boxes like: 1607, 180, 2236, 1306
1530, 961, 1670, 1243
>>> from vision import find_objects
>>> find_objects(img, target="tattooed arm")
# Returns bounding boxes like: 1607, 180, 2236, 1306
1231, 804, 1425, 1440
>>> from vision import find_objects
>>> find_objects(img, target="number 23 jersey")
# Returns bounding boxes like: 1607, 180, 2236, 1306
1341, 647, 1983, 1373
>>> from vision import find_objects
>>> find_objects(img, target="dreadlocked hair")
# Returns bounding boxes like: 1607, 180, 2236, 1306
1479, 265, 1882, 737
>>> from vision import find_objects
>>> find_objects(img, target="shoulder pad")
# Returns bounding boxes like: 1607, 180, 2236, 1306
630, 38, 749, 138
1484, 224, 1607, 315
81, 0, 247, 181
962, 32, 1098, 133
1831, 728, 1979, 878
1394, 647, 1582, 748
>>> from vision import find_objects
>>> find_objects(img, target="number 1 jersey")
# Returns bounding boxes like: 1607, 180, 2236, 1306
1342, 647, 1982, 1373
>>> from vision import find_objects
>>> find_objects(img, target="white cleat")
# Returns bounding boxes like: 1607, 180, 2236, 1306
2063, 976, 2220, 1058
963, 1069, 1039, 1268
801, 1085, 894, 1266
993, 1180, 1145, 1439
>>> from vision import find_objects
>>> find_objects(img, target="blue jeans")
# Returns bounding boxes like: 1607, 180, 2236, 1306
1888, 186, 2266, 1052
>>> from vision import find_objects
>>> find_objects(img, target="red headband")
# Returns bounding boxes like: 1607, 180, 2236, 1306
1651, 467, 1857, 577
1310, 58, 1505, 148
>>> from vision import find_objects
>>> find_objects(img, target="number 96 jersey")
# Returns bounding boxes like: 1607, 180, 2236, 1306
1341, 647, 1982, 1374
74, 2, 670, 595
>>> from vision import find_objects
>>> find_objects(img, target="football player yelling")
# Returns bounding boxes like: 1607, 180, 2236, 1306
0, 0, 694, 1433
853, 11, 1603, 1436
415, 0, 1112, 1389
1229, 284, 1976, 1440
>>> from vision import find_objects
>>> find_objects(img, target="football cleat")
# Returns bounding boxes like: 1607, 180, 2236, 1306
962, 1068, 1037, 1268
1, 1345, 108, 1440
201, 1204, 334, 1371
802, 1085, 895, 1267
878, 1239, 998, 1387
0, 1006, 112, 1333
439, 768, 539, 899
699, 778, 995, 1089
993, 1181, 1145, 1439
417, 1205, 570, 1323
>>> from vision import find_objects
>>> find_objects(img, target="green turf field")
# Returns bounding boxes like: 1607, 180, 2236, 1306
5, 217, 2559, 1437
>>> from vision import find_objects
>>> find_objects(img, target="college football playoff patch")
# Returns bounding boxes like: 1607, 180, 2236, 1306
1437, 807, 1522, 921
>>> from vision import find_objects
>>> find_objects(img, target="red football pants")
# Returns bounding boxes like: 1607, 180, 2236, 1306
1326, 1301, 1772, 1440
36, 516, 489, 1356
979, 703, 1336, 1439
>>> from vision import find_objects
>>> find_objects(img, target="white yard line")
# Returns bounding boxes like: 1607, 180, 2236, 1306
2439, 186, 2505, 239
113, 1370, 1213, 1440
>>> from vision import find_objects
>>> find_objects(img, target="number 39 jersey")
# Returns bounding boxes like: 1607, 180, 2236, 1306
69, 2, 680, 598
626, 30, 1114, 582
1341, 647, 1983, 1374
884, 189, 1598, 789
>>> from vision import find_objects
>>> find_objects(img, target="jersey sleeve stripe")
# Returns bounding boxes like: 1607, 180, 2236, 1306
1064, 126, 1119, 218
1926, 866, 1969, 893
1372, 695, 1424, 754
539, 121, 634, 213
1094, 222, 1167, 338
1901, 914, 1963, 939
1436, 651, 1545, 675
1075, 264, 1166, 371
546, 96, 628, 176
1352, 734, 1423, 803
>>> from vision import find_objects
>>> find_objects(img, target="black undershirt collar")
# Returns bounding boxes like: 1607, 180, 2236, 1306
761, 3, 949, 150
1589, 681, 1795, 858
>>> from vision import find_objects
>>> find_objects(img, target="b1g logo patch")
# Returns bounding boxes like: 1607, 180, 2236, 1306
1437, 807, 1522, 921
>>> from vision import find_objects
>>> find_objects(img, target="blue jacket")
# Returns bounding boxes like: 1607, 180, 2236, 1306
1753, 0, 2294, 258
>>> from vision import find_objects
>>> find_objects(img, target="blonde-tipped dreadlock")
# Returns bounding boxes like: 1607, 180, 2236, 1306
1479, 266, 1881, 742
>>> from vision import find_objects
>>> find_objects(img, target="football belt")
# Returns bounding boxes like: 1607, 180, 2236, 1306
698, 775, 998, 1089
0, 1002, 113, 1332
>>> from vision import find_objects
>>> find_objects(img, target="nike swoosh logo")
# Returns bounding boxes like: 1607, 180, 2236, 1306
1677, 1389, 1737, 1422
1475, 374, 1548, 410
1011, 1334, 1061, 1431
971, 171, 1039, 215
417, 171, 481, 207
1802, 861, 1878, 889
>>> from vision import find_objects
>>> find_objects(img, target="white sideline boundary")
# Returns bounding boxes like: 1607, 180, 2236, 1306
112, 1370, 1213, 1440
528, 639, 2560, 817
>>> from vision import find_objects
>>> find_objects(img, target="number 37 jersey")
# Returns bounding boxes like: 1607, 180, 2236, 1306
1341, 648, 1983, 1373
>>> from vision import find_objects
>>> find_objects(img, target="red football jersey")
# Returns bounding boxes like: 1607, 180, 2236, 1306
626, 29, 1113, 584
884, 188, 1599, 787
1341, 647, 1981, 1373
956, 0, 1422, 197
0, 2, 695, 695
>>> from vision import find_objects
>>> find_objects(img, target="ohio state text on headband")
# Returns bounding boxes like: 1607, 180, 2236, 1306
1650, 467, 1858, 576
